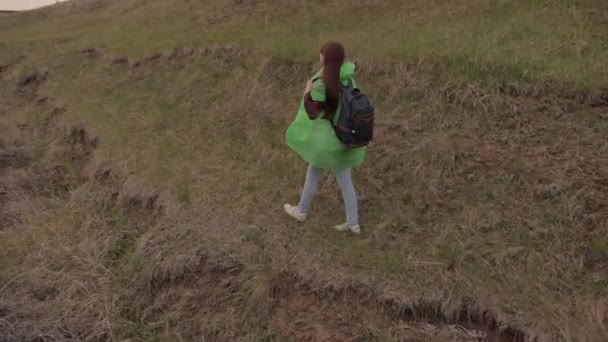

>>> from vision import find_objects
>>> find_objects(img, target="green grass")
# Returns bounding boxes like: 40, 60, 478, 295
2, 0, 607, 87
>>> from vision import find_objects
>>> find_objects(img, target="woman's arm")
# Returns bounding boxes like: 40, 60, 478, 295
304, 92, 324, 119
303, 78, 324, 119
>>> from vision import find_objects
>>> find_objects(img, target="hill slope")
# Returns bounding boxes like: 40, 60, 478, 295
1, 0, 607, 341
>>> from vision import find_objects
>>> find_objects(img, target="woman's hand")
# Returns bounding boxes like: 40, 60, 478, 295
304, 79, 314, 94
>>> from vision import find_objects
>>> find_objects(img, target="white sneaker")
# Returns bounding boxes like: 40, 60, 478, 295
283, 204, 306, 222
334, 223, 361, 235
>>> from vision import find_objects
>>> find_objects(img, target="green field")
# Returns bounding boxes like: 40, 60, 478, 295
1, 0, 607, 341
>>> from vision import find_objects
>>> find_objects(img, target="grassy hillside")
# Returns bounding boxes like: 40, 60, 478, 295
1, 0, 607, 341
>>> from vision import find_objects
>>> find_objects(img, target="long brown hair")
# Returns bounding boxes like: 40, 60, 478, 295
321, 42, 345, 118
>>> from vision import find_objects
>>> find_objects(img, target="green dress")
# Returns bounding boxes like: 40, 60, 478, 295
286, 62, 367, 170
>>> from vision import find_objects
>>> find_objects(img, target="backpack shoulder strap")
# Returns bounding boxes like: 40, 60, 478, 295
339, 79, 352, 88
340, 79, 357, 102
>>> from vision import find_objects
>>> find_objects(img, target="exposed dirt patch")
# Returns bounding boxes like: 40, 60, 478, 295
122, 249, 526, 342
0, 78, 97, 230
16, 70, 48, 89
272, 288, 502, 342
0, 127, 94, 230
83, 44, 250, 69
107, 55, 131, 65
497, 80, 608, 108
79, 47, 102, 57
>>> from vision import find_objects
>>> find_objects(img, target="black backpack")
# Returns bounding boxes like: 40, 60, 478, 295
331, 80, 375, 148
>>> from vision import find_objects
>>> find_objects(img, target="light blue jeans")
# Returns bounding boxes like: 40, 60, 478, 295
298, 165, 359, 226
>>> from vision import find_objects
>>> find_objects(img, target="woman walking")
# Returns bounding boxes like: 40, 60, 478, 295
284, 42, 367, 234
